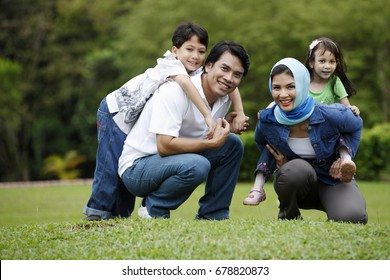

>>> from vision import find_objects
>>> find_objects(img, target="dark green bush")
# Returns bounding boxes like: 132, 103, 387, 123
355, 123, 390, 181
239, 131, 258, 181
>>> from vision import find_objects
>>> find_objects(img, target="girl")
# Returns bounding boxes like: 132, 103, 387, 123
305, 37, 359, 184
305, 37, 360, 115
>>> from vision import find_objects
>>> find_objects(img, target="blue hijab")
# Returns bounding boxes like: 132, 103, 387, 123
269, 58, 315, 125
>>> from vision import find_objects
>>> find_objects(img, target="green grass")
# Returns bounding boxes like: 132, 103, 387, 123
0, 182, 389, 259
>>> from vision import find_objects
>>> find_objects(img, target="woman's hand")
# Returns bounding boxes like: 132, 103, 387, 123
266, 144, 287, 168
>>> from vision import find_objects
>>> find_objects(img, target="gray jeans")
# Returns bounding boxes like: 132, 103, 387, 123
274, 159, 368, 224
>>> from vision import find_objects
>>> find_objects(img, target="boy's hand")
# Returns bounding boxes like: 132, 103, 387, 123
226, 112, 249, 134
204, 115, 216, 139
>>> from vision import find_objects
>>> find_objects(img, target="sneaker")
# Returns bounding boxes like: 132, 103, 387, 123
138, 200, 152, 219
83, 215, 101, 221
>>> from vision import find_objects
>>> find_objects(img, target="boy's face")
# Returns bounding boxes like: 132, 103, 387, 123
172, 35, 206, 73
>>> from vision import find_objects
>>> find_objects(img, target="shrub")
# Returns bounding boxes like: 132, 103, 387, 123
239, 131, 258, 181
355, 123, 390, 181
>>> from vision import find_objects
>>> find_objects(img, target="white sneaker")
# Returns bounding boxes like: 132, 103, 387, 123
138, 203, 152, 219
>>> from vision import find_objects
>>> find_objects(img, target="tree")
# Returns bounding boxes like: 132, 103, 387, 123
0, 0, 388, 181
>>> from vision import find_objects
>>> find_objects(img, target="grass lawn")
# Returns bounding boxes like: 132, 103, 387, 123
0, 181, 389, 226
0, 181, 389, 260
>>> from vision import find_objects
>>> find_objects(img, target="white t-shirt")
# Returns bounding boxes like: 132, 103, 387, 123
287, 137, 316, 159
106, 51, 190, 134
118, 72, 231, 176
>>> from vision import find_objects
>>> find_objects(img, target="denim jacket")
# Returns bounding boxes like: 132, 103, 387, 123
254, 103, 362, 185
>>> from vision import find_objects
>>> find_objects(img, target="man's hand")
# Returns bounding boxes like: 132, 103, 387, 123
225, 112, 250, 134
266, 144, 287, 169
209, 118, 230, 148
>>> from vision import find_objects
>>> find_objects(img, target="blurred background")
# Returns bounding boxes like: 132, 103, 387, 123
0, 0, 389, 182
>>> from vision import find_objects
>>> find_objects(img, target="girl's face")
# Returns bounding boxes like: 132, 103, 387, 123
172, 35, 207, 73
309, 49, 337, 80
271, 72, 296, 112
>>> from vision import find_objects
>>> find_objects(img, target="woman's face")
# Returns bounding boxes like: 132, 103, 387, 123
271, 72, 296, 112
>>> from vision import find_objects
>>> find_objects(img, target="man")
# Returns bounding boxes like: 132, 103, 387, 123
119, 41, 250, 219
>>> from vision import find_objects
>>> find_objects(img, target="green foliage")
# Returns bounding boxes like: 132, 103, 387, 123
0, 0, 388, 181
42, 150, 87, 180
355, 123, 390, 180
0, 58, 22, 117
0, 58, 25, 181
239, 131, 258, 181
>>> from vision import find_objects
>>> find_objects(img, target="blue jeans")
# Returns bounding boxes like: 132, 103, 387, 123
83, 98, 135, 219
121, 134, 244, 219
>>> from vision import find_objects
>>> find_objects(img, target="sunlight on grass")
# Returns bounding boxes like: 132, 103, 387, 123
0, 181, 388, 227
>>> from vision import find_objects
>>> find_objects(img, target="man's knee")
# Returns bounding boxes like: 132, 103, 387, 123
185, 155, 210, 183
227, 134, 244, 156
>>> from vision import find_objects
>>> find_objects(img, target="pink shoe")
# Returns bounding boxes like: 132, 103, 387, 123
340, 160, 356, 182
243, 188, 266, 206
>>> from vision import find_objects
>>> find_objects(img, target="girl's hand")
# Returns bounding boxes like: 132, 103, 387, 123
348, 105, 360, 116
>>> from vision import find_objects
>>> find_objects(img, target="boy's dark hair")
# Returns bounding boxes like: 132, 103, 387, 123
305, 37, 357, 98
171, 22, 209, 49
205, 41, 250, 77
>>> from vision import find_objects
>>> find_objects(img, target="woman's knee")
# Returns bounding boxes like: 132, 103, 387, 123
323, 182, 368, 224
275, 159, 316, 187
328, 206, 368, 224
329, 212, 368, 224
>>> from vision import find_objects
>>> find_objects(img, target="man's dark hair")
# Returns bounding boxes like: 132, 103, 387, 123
205, 41, 250, 76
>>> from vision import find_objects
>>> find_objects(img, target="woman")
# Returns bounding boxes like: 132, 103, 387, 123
247, 57, 367, 223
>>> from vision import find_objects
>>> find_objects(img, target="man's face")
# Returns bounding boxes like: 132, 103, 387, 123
203, 52, 244, 100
